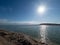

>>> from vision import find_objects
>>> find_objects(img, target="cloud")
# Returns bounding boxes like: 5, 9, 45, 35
0, 19, 39, 25
8, 21, 39, 25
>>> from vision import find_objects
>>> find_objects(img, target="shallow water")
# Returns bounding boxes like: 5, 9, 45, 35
0, 25, 60, 45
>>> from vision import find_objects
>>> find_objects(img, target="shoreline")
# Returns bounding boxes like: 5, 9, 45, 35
0, 29, 58, 45
0, 30, 40, 45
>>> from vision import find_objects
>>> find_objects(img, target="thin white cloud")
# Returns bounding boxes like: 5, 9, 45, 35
0, 19, 39, 25
0, 19, 59, 25
8, 21, 39, 25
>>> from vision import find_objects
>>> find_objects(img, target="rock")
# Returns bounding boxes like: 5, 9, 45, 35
0, 30, 40, 45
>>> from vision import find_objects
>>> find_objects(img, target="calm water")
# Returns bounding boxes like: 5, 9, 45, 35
0, 25, 60, 45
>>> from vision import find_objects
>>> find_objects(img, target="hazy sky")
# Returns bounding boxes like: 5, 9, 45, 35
0, 0, 60, 24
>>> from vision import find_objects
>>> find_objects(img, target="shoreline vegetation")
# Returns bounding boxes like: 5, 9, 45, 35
0, 29, 48, 45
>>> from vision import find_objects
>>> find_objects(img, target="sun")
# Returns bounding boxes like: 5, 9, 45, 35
37, 6, 46, 14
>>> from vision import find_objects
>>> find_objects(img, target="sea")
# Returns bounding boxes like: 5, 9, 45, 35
0, 25, 60, 45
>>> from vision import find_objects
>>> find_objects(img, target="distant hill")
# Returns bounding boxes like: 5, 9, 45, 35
40, 23, 60, 25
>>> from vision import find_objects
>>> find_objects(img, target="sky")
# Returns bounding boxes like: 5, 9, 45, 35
0, 0, 60, 24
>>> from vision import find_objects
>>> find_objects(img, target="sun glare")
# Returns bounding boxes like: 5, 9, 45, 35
40, 25, 47, 43
37, 6, 46, 14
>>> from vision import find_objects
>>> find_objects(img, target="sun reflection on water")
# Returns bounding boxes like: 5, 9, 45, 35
40, 25, 47, 43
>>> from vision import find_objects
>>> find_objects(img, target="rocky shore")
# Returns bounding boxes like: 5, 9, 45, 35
0, 30, 41, 45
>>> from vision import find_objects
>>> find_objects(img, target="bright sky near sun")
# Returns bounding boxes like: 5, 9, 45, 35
37, 5, 46, 14
0, 0, 60, 24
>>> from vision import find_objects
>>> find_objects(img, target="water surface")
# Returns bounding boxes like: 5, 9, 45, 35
0, 25, 60, 45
